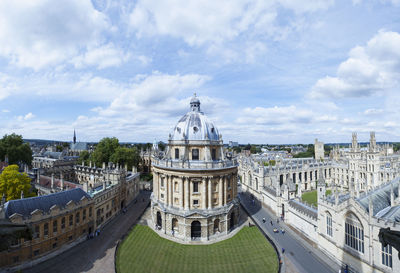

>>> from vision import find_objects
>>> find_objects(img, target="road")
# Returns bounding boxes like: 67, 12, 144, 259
240, 191, 338, 273
23, 191, 151, 273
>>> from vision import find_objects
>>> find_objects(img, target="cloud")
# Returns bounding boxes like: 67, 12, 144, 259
17, 112, 35, 121
364, 108, 384, 115
72, 43, 131, 69
236, 105, 314, 125
0, 0, 110, 70
309, 30, 400, 99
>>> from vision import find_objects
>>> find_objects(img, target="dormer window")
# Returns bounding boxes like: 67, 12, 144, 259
175, 148, 179, 159
176, 127, 181, 133
193, 126, 198, 133
211, 128, 215, 133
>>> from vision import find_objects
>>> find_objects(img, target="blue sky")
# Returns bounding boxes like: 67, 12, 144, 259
1, 0, 400, 144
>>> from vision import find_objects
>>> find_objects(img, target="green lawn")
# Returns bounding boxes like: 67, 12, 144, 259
116, 225, 278, 273
301, 189, 332, 207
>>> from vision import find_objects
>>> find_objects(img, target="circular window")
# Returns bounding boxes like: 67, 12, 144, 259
193, 126, 199, 133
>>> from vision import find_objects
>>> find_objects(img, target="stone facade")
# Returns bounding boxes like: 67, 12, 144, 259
239, 132, 400, 272
151, 95, 240, 242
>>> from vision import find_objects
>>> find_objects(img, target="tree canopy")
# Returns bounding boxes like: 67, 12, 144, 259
0, 134, 32, 166
110, 146, 140, 170
84, 137, 141, 169
0, 165, 34, 201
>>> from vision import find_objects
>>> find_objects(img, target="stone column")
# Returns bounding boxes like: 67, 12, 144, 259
223, 176, 227, 204
166, 175, 170, 206
189, 179, 193, 210
169, 175, 173, 207
219, 176, 223, 207
208, 177, 212, 209
180, 176, 184, 208
202, 177, 207, 209
185, 177, 190, 210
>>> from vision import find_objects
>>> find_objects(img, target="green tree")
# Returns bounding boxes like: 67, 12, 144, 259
0, 134, 32, 166
158, 142, 166, 151
110, 147, 140, 169
56, 145, 63, 152
250, 145, 257, 154
77, 150, 90, 166
89, 137, 120, 167
0, 165, 33, 201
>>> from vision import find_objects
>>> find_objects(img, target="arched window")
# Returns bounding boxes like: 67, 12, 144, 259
326, 212, 332, 237
172, 218, 178, 233
345, 213, 364, 253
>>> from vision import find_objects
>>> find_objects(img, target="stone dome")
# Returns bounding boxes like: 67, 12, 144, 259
171, 95, 220, 141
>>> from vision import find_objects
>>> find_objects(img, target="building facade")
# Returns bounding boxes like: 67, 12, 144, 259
151, 95, 240, 242
0, 189, 94, 269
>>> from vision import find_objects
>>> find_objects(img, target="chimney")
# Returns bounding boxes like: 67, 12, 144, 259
20, 190, 24, 199
391, 183, 395, 206
102, 162, 106, 169
60, 172, 64, 190
89, 161, 92, 168
103, 180, 106, 190
51, 173, 54, 189
125, 163, 128, 172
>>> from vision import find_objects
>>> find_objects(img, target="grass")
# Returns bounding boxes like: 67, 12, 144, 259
116, 225, 278, 273
301, 189, 332, 207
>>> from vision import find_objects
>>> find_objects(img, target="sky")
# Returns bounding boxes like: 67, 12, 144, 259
1, 0, 400, 144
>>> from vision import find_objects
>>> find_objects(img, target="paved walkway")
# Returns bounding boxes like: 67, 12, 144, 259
24, 191, 151, 273
240, 192, 339, 273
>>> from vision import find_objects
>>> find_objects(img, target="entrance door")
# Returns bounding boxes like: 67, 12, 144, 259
229, 212, 235, 230
191, 221, 201, 239
157, 211, 162, 228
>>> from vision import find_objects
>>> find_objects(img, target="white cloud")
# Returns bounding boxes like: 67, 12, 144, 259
17, 112, 35, 121
309, 30, 400, 99
129, 0, 334, 45
0, 0, 110, 70
364, 108, 384, 115
72, 43, 131, 69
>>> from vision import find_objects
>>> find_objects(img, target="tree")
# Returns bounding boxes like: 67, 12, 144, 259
250, 145, 257, 154
110, 147, 140, 170
56, 145, 63, 152
0, 134, 32, 166
158, 142, 166, 151
0, 165, 33, 201
77, 150, 90, 166
89, 137, 120, 167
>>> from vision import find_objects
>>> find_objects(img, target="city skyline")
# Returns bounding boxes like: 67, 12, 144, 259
1, 0, 400, 144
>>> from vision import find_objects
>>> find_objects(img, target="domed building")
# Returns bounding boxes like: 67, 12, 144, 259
151, 94, 239, 242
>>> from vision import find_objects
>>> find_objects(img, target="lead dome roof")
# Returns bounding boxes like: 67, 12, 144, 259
171, 95, 220, 141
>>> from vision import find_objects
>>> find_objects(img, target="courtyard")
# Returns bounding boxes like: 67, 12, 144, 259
301, 189, 332, 207
116, 225, 279, 273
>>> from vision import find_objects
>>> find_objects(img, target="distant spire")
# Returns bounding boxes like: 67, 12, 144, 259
73, 129, 76, 144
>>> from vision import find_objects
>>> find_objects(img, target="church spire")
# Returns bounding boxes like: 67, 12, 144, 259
73, 129, 76, 144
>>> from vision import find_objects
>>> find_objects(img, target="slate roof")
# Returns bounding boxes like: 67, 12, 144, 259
357, 178, 400, 222
3, 188, 90, 219
38, 176, 81, 190
70, 142, 88, 151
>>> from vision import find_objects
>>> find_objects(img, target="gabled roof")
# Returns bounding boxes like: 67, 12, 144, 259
3, 188, 90, 219
70, 142, 88, 151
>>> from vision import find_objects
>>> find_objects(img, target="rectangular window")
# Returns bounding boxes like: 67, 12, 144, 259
326, 214, 332, 237
161, 177, 165, 188
174, 197, 179, 204
193, 182, 199, 193
83, 209, 86, 221
13, 256, 19, 263
34, 225, 40, 239
44, 223, 49, 236
212, 149, 216, 160
61, 217, 65, 229
193, 200, 199, 205
345, 216, 364, 253
69, 215, 73, 226
52, 243, 57, 249
76, 212, 80, 224
192, 149, 199, 160
175, 148, 179, 159
34, 250, 40, 256
382, 244, 392, 268
53, 220, 58, 233
89, 207, 92, 218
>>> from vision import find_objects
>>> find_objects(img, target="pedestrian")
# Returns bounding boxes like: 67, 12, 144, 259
270, 220, 273, 225
262, 217, 266, 223
282, 248, 285, 254
277, 218, 279, 224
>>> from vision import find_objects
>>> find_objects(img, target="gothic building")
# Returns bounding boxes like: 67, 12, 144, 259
150, 95, 239, 242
